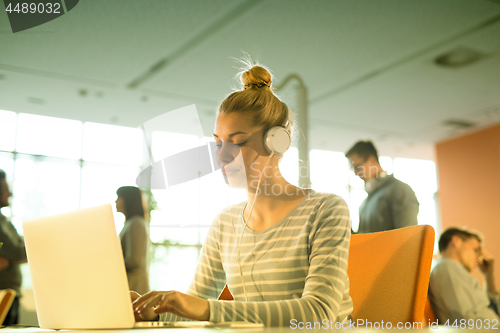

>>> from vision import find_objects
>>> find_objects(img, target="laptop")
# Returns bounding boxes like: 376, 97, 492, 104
23, 204, 139, 329
23, 204, 263, 330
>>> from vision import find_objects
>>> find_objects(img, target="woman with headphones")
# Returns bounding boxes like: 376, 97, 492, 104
132, 63, 353, 326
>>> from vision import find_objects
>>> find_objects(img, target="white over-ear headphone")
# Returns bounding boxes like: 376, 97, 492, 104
263, 106, 294, 155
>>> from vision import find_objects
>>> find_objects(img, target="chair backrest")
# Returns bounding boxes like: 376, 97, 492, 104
0, 289, 16, 325
348, 225, 434, 324
423, 296, 437, 325
218, 284, 234, 301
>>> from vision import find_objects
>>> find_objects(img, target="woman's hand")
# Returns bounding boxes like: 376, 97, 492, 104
130, 291, 158, 322
132, 290, 210, 321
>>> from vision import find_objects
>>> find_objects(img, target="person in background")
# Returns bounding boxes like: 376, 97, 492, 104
115, 186, 150, 295
429, 227, 499, 321
345, 141, 419, 233
0, 169, 27, 325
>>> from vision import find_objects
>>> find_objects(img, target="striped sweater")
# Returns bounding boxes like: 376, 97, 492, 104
164, 190, 353, 326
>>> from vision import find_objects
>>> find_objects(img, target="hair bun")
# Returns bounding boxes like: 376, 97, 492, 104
241, 66, 272, 91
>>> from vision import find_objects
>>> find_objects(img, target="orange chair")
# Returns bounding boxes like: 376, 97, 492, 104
348, 225, 434, 325
218, 284, 234, 301
423, 296, 437, 325
0, 289, 16, 325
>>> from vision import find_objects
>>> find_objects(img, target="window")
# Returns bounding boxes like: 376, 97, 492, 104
83, 122, 143, 166
393, 158, 438, 232
310, 150, 350, 202
1, 114, 146, 290
149, 246, 199, 294
80, 162, 141, 232
80, 163, 140, 209
11, 155, 81, 231
0, 110, 17, 152
16, 113, 82, 160
280, 147, 299, 186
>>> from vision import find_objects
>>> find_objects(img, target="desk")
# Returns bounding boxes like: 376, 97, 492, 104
0, 327, 497, 332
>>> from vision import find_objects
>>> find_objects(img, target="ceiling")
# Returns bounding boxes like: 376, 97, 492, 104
1, 0, 500, 160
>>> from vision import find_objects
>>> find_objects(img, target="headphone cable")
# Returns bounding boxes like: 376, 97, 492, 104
229, 152, 274, 302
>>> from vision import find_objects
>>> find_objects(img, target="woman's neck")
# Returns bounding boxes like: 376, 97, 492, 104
243, 166, 308, 231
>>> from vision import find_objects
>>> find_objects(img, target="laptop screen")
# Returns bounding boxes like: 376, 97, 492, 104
23, 204, 135, 329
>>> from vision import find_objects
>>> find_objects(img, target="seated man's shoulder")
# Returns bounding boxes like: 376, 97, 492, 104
432, 258, 463, 275
430, 259, 472, 288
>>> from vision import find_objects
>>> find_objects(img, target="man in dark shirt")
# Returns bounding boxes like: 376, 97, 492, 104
0, 169, 27, 325
345, 141, 419, 233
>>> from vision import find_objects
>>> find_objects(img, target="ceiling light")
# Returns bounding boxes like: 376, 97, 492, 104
434, 47, 484, 68
442, 119, 475, 129
27, 97, 46, 105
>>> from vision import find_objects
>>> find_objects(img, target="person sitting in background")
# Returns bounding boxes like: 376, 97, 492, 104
429, 227, 499, 321
345, 141, 419, 233
116, 186, 150, 295
0, 169, 27, 325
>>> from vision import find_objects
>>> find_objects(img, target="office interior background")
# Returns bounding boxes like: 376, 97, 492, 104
1, 0, 500, 325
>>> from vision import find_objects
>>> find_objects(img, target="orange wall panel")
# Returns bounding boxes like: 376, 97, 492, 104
436, 123, 500, 290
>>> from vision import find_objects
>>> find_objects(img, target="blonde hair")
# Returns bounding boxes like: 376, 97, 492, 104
219, 64, 290, 134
